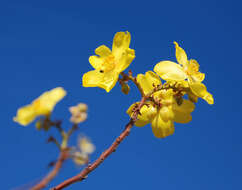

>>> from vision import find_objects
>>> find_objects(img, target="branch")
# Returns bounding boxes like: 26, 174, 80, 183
31, 149, 69, 190
51, 96, 147, 190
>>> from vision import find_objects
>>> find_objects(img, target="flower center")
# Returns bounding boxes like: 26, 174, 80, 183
186, 60, 199, 76
154, 90, 174, 107
99, 55, 116, 73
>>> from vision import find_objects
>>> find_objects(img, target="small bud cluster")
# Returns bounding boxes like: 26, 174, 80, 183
69, 103, 88, 124
70, 136, 95, 166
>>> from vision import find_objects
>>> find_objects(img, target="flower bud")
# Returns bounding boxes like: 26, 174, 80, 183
69, 103, 88, 124
121, 83, 130, 95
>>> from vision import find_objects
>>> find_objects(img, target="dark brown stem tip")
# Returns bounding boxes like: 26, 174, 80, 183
47, 136, 55, 143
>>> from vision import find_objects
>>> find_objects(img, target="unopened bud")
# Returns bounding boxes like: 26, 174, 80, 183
35, 118, 51, 131
72, 151, 89, 165
35, 121, 42, 130
79, 137, 95, 154
121, 83, 130, 95
69, 103, 88, 124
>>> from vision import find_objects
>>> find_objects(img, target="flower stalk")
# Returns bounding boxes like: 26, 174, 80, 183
51, 96, 147, 190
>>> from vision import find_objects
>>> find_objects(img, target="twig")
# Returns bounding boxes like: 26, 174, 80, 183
51, 96, 147, 190
67, 124, 78, 138
47, 136, 61, 150
30, 149, 69, 190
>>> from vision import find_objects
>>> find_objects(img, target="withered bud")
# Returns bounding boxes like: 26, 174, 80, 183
35, 120, 42, 130
69, 103, 88, 124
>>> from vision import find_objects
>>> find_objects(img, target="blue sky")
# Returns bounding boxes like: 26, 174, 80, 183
0, 0, 242, 189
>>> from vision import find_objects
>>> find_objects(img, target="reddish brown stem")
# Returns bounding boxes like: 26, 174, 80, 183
31, 149, 69, 190
51, 97, 147, 190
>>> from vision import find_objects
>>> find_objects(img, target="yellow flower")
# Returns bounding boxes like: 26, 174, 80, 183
154, 42, 214, 104
14, 87, 66, 126
127, 71, 195, 138
82, 31, 135, 92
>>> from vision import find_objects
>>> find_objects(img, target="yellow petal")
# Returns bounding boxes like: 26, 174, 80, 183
160, 89, 174, 100
173, 112, 192, 124
127, 102, 157, 127
190, 72, 205, 83
203, 91, 214, 105
82, 70, 103, 87
82, 70, 119, 92
13, 105, 37, 126
115, 48, 135, 72
151, 113, 174, 138
153, 89, 174, 105
154, 61, 187, 81
89, 56, 104, 69
39, 87, 66, 104
95, 45, 112, 57
159, 106, 174, 122
173, 99, 195, 113
174, 41, 188, 67
187, 91, 198, 103
34, 87, 66, 115
112, 31, 131, 60
189, 83, 214, 104
189, 82, 207, 97
137, 71, 161, 95
189, 59, 200, 72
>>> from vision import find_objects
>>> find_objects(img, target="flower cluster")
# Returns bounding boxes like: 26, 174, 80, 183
82, 31, 214, 138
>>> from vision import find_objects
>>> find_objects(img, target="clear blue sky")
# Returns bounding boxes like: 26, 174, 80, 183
0, 0, 242, 189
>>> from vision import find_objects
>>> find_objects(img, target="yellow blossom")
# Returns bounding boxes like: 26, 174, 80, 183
127, 71, 195, 138
14, 87, 66, 126
82, 31, 135, 92
154, 42, 214, 104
